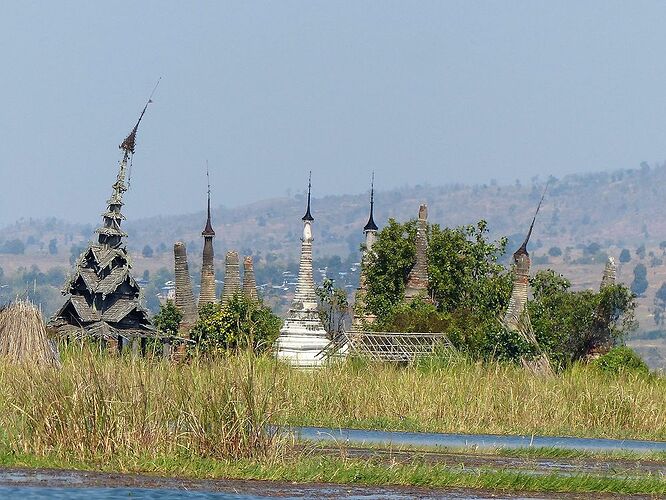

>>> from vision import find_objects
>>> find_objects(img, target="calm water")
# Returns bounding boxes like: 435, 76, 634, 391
288, 426, 666, 453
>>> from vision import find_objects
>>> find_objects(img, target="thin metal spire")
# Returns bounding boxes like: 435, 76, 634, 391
364, 172, 378, 232
517, 182, 549, 255
202, 161, 215, 236
302, 171, 314, 222
120, 78, 160, 156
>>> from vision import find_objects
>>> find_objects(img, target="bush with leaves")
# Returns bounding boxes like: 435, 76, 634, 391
316, 277, 350, 337
592, 346, 649, 376
528, 270, 636, 368
189, 294, 282, 355
153, 300, 182, 335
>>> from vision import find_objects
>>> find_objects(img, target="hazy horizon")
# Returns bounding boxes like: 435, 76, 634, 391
3, 1, 666, 227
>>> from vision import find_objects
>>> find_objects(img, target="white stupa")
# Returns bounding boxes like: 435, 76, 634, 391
275, 174, 329, 367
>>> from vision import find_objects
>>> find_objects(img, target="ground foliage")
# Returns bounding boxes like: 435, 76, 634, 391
189, 294, 282, 355
360, 218, 637, 368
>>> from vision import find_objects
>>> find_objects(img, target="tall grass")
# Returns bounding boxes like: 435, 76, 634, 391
272, 355, 666, 441
0, 345, 279, 460
0, 348, 662, 467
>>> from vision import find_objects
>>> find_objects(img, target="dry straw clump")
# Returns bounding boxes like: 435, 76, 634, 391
0, 300, 60, 368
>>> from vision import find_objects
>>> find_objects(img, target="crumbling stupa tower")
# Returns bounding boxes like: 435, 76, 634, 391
221, 251, 241, 305
49, 98, 155, 346
275, 173, 329, 367
174, 242, 199, 336
243, 256, 258, 301
405, 204, 430, 301
199, 170, 217, 306
503, 191, 546, 331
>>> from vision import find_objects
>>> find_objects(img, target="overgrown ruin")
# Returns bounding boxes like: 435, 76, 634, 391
221, 251, 241, 304
199, 171, 217, 306
174, 241, 199, 335
405, 204, 430, 301
243, 256, 258, 301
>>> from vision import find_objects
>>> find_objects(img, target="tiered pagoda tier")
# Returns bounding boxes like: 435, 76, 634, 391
50, 103, 154, 343
275, 175, 329, 367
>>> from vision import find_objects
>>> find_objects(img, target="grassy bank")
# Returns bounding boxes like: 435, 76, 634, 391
0, 348, 663, 494
0, 450, 663, 495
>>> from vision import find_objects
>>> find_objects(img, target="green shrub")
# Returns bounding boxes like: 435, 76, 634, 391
593, 346, 649, 376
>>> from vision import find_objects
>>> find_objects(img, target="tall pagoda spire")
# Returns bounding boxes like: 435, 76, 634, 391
302, 171, 314, 222
363, 172, 378, 233
276, 173, 329, 367
49, 92, 157, 345
199, 166, 217, 305
353, 174, 379, 328
503, 186, 548, 331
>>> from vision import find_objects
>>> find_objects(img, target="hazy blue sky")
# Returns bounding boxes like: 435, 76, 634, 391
2, 1, 666, 227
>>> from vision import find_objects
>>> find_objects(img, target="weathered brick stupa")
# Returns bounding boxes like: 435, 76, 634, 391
404, 204, 430, 301
600, 256, 617, 290
50, 100, 154, 347
221, 251, 241, 305
174, 242, 199, 335
352, 175, 379, 327
243, 256, 258, 301
275, 174, 329, 367
502, 190, 546, 331
199, 170, 217, 306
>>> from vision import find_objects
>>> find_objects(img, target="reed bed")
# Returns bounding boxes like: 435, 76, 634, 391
271, 356, 666, 441
0, 347, 279, 460
0, 348, 662, 466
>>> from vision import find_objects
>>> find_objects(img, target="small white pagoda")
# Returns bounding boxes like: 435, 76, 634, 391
275, 174, 329, 367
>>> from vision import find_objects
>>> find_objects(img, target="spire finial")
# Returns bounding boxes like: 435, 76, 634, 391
302, 171, 314, 222
364, 172, 378, 232
517, 182, 549, 255
202, 161, 215, 236
120, 78, 160, 157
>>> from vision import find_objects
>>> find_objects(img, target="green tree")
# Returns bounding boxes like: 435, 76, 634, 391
190, 294, 281, 355
316, 277, 350, 337
528, 270, 636, 368
631, 263, 648, 296
548, 246, 562, 257
653, 282, 666, 327
48, 239, 58, 255
142, 245, 154, 258
619, 248, 631, 263
153, 300, 182, 335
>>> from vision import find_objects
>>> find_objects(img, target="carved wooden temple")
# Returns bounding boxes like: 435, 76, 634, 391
49, 102, 154, 347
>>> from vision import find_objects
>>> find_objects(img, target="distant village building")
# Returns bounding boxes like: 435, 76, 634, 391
404, 204, 430, 301
275, 174, 329, 367
243, 256, 258, 301
199, 173, 217, 306
221, 251, 241, 304
49, 102, 154, 348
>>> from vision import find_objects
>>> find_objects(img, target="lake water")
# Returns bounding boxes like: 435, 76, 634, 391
287, 426, 666, 453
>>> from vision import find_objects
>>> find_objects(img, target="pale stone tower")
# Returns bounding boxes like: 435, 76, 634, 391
221, 251, 241, 305
199, 170, 217, 306
275, 173, 329, 367
600, 257, 617, 290
243, 256, 258, 301
352, 175, 379, 327
404, 204, 430, 301
174, 242, 199, 336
